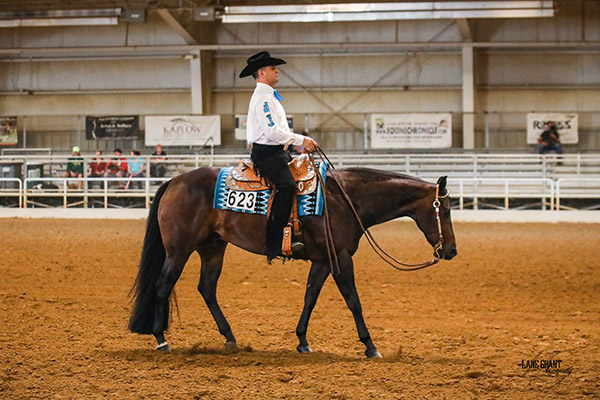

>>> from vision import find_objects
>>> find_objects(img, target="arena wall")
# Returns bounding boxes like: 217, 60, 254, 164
1, 208, 599, 224
0, 1, 598, 152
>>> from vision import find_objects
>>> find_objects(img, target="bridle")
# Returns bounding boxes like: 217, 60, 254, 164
432, 183, 449, 260
313, 146, 448, 274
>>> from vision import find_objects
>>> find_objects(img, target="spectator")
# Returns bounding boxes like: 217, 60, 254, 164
538, 121, 563, 155
150, 144, 168, 178
104, 148, 128, 188
126, 150, 145, 189
62, 146, 84, 189
88, 150, 107, 189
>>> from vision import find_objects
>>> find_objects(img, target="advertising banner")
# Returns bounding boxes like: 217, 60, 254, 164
145, 115, 221, 146
0, 117, 18, 146
371, 113, 452, 149
85, 116, 140, 140
234, 115, 247, 141
526, 113, 578, 144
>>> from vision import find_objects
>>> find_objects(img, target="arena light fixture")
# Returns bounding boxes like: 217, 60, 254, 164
220, 1, 554, 23
0, 18, 118, 27
0, 8, 121, 28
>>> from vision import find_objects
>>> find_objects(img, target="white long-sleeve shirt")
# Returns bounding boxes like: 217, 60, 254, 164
246, 82, 305, 147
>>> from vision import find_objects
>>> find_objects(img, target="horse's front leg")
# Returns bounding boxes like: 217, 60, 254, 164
333, 251, 381, 358
296, 261, 330, 353
197, 239, 237, 350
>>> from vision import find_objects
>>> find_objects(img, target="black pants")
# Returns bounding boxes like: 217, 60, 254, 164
251, 144, 295, 260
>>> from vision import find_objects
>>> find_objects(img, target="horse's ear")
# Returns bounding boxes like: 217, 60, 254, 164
437, 176, 447, 191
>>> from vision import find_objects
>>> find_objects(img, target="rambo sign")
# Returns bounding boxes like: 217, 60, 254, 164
526, 113, 578, 144
145, 115, 221, 146
371, 113, 452, 149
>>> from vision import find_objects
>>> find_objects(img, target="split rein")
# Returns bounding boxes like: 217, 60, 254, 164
312, 146, 446, 274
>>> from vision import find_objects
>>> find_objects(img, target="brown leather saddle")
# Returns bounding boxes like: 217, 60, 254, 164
225, 154, 319, 257
225, 154, 318, 195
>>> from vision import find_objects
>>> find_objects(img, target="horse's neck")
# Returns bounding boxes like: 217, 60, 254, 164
341, 169, 429, 228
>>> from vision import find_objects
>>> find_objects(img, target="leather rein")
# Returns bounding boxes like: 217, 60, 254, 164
313, 146, 447, 274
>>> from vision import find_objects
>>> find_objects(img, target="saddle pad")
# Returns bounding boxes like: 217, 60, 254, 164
214, 161, 327, 216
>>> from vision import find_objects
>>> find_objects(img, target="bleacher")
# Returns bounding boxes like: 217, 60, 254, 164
0, 152, 599, 210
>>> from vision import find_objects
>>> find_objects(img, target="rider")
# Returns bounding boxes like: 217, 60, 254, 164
240, 51, 318, 263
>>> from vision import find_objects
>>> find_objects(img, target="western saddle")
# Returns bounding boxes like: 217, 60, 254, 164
225, 154, 318, 195
225, 154, 319, 257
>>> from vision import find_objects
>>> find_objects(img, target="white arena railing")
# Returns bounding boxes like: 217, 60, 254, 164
22, 177, 169, 209
449, 178, 555, 210
0, 153, 599, 210
0, 176, 594, 211
555, 178, 600, 210
0, 152, 598, 176
0, 178, 23, 208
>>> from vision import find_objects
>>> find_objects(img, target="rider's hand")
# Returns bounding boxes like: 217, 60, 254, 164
301, 137, 318, 153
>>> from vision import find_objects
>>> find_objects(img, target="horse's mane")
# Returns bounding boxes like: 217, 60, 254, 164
338, 167, 430, 186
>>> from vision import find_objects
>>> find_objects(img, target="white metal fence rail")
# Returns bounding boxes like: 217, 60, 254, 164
1, 153, 599, 209
21, 177, 169, 209
0, 178, 23, 208
555, 178, 600, 210
1, 153, 599, 179
449, 178, 555, 210
0, 176, 597, 210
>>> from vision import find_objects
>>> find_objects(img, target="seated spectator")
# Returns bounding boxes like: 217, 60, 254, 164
150, 144, 168, 178
62, 146, 84, 189
104, 148, 128, 188
538, 121, 563, 155
88, 150, 107, 189
126, 150, 145, 189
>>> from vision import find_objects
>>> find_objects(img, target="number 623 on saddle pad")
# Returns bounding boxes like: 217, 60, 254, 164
213, 160, 327, 216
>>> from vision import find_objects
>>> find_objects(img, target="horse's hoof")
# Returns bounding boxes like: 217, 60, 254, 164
296, 345, 312, 354
156, 342, 171, 352
225, 341, 238, 351
365, 349, 382, 359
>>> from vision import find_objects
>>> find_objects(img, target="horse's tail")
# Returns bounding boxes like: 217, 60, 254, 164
128, 180, 171, 334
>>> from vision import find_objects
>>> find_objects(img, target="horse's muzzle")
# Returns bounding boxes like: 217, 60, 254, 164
436, 246, 457, 260
445, 246, 458, 260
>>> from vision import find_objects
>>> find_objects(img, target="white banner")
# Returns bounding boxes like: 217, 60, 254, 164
234, 115, 247, 141
526, 113, 578, 144
371, 113, 452, 149
145, 115, 221, 146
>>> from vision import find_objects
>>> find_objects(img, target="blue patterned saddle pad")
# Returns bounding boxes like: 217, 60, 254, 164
213, 161, 327, 216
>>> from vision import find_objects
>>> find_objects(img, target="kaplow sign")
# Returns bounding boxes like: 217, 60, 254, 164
145, 115, 221, 146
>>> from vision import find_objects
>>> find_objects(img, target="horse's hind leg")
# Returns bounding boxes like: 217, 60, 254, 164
197, 238, 237, 349
333, 251, 381, 359
153, 251, 191, 351
296, 261, 330, 353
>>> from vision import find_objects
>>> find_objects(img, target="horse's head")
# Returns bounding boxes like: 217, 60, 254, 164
414, 176, 457, 261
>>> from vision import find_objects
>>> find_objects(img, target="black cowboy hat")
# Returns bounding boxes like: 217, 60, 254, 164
239, 51, 286, 78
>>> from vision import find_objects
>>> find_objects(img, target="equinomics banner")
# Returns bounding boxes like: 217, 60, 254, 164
145, 115, 221, 146
371, 113, 452, 149
526, 113, 578, 144
85, 116, 140, 140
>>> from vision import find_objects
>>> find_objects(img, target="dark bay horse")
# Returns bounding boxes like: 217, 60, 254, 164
129, 166, 457, 358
